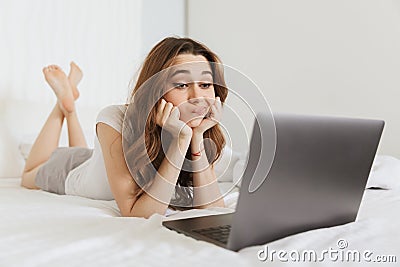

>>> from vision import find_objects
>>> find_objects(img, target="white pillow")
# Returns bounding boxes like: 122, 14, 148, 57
232, 154, 400, 190
0, 98, 36, 177
214, 146, 243, 182
0, 131, 25, 178
19, 143, 33, 161
232, 154, 247, 188
366, 155, 400, 190
0, 99, 65, 178
1, 98, 99, 178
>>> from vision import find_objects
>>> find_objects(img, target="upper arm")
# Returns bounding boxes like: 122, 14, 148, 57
96, 122, 140, 216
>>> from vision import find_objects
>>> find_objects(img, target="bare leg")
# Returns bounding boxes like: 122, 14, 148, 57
67, 61, 87, 147
42, 63, 87, 147
21, 103, 65, 189
24, 103, 65, 172
21, 63, 87, 189
68, 61, 82, 100
65, 110, 87, 148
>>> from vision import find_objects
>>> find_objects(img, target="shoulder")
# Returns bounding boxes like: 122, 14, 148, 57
96, 104, 127, 120
96, 104, 128, 134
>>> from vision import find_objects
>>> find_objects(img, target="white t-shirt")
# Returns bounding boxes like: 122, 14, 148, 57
64, 104, 178, 217
64, 104, 127, 200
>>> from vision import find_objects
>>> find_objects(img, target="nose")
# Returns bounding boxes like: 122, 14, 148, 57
187, 83, 205, 104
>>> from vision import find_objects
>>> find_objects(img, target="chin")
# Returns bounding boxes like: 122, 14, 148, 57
186, 118, 203, 128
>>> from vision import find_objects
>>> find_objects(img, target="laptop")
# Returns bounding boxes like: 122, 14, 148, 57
162, 112, 385, 251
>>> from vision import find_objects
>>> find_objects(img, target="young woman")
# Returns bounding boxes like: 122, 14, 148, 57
21, 37, 228, 218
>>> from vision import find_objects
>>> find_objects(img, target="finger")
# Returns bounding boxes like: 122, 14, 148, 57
157, 99, 166, 118
209, 105, 217, 117
156, 99, 166, 124
157, 98, 166, 113
205, 97, 215, 107
210, 105, 222, 122
162, 102, 174, 122
170, 106, 180, 119
215, 96, 222, 108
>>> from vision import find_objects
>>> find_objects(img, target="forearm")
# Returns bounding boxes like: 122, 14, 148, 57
129, 137, 190, 218
191, 134, 225, 209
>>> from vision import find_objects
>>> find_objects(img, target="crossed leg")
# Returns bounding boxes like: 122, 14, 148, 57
21, 62, 87, 189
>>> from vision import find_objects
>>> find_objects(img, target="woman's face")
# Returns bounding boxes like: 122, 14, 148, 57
163, 54, 215, 128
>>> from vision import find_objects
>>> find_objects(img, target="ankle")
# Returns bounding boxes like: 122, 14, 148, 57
64, 109, 77, 119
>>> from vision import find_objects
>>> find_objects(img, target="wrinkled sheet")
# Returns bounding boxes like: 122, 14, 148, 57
0, 177, 399, 267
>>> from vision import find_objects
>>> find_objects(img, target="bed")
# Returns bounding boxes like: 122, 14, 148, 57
0, 155, 399, 267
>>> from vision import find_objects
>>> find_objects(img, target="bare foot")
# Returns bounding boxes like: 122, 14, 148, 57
43, 65, 75, 114
68, 61, 82, 100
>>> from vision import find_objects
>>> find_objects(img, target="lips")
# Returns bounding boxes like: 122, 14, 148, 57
192, 106, 208, 115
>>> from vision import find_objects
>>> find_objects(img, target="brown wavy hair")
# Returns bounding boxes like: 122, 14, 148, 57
123, 36, 228, 209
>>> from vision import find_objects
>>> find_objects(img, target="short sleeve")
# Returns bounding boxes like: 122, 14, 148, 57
95, 105, 127, 134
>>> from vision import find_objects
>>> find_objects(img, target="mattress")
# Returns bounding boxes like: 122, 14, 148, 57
0, 174, 399, 267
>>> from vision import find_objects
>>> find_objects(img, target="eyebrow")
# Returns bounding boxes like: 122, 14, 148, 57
170, 69, 213, 78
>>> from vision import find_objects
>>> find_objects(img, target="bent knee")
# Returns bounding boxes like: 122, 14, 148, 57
21, 168, 41, 190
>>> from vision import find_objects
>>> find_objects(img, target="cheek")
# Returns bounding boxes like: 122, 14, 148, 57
202, 86, 216, 100
163, 91, 185, 106
164, 98, 182, 107
207, 89, 216, 99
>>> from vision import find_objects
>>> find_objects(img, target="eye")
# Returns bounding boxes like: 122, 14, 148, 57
200, 83, 213, 89
173, 83, 188, 89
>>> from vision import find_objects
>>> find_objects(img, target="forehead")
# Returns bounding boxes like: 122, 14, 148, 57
170, 54, 212, 74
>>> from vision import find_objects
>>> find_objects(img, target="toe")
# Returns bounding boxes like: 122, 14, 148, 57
68, 62, 74, 74
70, 61, 81, 72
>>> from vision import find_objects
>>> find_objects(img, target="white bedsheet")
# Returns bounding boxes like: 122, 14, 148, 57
0, 177, 399, 267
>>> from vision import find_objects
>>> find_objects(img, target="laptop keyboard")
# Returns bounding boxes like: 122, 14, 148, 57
192, 224, 231, 244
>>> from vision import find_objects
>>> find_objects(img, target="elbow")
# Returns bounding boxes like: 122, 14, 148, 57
120, 212, 160, 220
120, 211, 152, 219
120, 212, 148, 219
121, 212, 151, 219
120, 206, 145, 218
120, 206, 162, 219
120, 210, 135, 218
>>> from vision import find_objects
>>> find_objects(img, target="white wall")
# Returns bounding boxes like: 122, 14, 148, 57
0, 0, 185, 177
140, 0, 186, 58
187, 0, 400, 157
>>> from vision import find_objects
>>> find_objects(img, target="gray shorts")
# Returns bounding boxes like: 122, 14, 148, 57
35, 147, 93, 195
